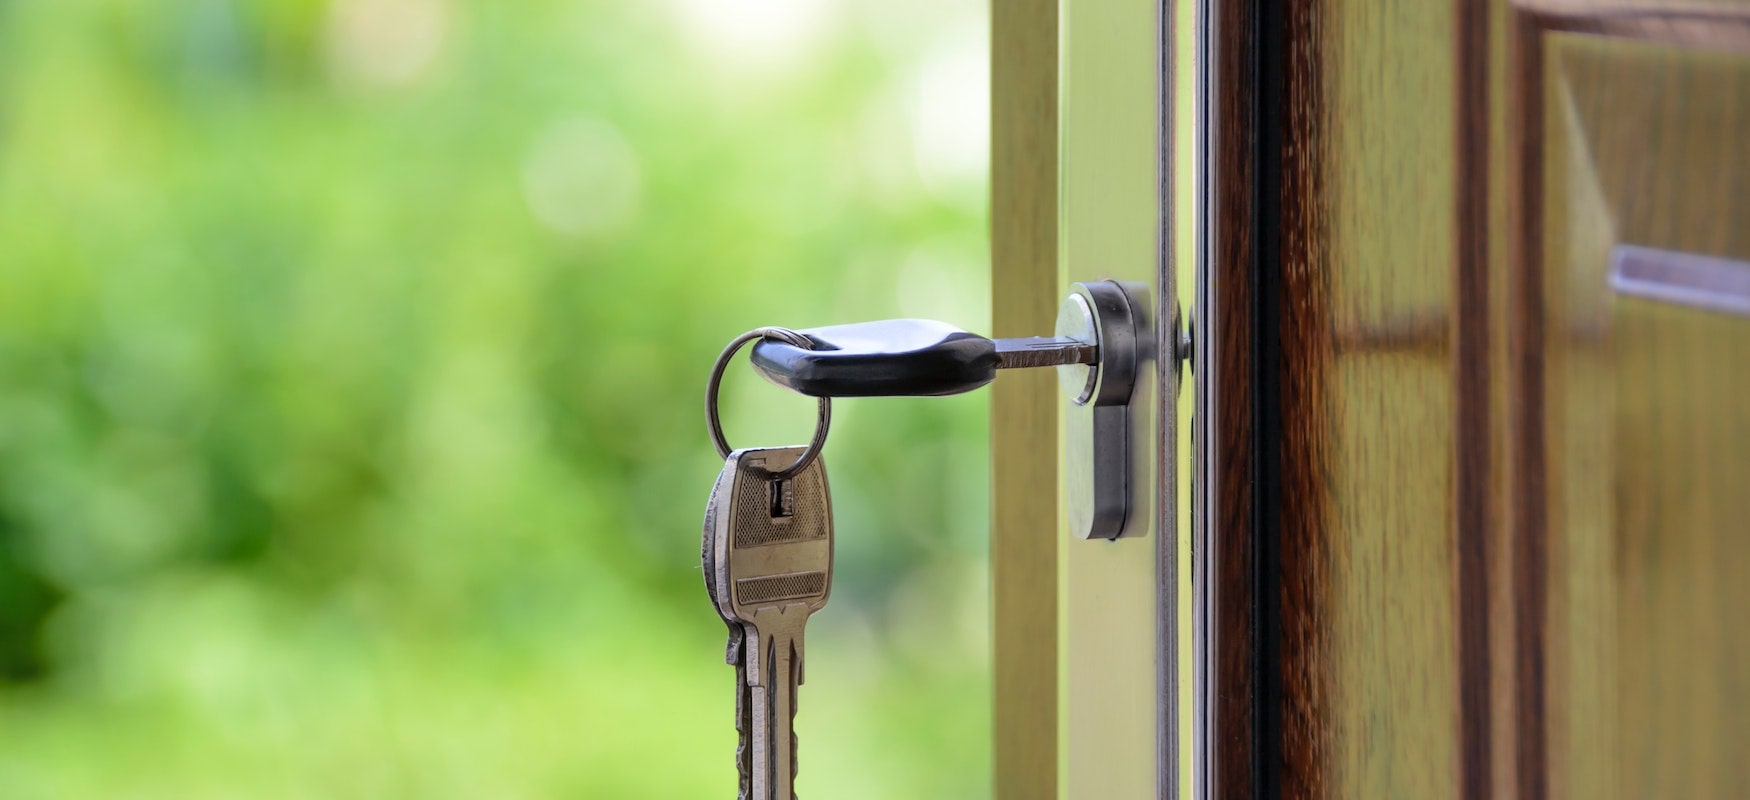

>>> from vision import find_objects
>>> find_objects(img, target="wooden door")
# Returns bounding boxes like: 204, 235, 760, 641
991, 1, 1750, 797
1195, 0, 1750, 798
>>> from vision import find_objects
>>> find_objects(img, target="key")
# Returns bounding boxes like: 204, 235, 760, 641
702, 454, 756, 799
705, 446, 834, 800
741, 283, 1166, 540
748, 318, 1098, 397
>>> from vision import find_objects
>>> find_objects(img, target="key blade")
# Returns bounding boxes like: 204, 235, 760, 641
750, 625, 806, 800
991, 336, 1099, 369
735, 657, 754, 800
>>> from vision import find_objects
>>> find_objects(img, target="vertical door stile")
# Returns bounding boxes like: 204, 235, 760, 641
1057, 0, 1173, 796
992, 0, 1061, 797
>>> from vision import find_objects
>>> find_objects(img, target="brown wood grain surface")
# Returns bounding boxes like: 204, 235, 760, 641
1204, 0, 1260, 795
1531, 31, 1750, 799
1508, 9, 1554, 798
1270, 1, 1469, 796
1455, 1, 1498, 795
1203, 0, 1750, 795
1206, 0, 1475, 794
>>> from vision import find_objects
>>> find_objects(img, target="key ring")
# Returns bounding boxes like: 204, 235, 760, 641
705, 326, 831, 479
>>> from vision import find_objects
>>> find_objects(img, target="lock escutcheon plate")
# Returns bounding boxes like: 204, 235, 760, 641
1058, 280, 1145, 541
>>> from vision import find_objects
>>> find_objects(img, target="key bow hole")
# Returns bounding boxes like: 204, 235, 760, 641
769, 478, 795, 520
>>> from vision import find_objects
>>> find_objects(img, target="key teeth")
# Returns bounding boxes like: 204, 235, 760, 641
735, 662, 752, 800
792, 675, 800, 795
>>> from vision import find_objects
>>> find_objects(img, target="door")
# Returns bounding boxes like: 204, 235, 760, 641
991, 0, 1750, 798
1196, 0, 1750, 798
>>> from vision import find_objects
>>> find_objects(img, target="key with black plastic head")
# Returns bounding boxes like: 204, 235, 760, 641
748, 318, 1097, 398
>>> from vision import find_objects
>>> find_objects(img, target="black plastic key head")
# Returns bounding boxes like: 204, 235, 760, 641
749, 319, 999, 397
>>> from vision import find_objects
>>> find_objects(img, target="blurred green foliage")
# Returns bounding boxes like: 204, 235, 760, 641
0, 0, 991, 795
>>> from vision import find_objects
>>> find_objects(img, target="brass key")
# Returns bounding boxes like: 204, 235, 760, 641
705, 446, 833, 800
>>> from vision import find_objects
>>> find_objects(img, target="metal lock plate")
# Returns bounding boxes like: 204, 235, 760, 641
1057, 280, 1147, 541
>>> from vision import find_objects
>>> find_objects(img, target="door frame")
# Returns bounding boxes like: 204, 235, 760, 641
991, 0, 1187, 795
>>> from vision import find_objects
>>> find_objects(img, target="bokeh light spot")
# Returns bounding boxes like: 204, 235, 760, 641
664, 0, 841, 76
909, 27, 989, 202
521, 117, 643, 240
324, 0, 450, 91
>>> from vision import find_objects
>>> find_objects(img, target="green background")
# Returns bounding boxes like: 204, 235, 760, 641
0, 0, 992, 795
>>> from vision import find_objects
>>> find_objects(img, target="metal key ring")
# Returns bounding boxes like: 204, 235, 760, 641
705, 326, 831, 479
